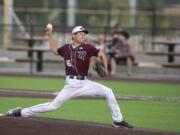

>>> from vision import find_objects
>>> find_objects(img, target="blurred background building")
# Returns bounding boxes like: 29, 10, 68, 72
1, 0, 180, 49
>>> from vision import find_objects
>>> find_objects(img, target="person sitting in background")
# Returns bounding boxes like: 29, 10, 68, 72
108, 23, 134, 76
89, 35, 107, 76
94, 35, 106, 51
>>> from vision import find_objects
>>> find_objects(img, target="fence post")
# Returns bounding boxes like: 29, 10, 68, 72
29, 24, 34, 75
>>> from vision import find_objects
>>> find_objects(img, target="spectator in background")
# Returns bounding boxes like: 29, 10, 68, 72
108, 23, 134, 76
89, 35, 107, 76
94, 34, 106, 51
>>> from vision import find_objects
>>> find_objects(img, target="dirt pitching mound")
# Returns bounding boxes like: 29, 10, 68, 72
0, 117, 179, 135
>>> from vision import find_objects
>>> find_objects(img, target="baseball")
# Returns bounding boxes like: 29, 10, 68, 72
46, 23, 52, 30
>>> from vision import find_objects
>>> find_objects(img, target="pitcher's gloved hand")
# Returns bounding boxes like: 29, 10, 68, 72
93, 60, 106, 77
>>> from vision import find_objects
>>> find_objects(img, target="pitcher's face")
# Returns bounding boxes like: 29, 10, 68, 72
73, 32, 86, 44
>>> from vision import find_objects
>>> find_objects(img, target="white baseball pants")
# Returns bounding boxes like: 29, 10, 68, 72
21, 76, 123, 122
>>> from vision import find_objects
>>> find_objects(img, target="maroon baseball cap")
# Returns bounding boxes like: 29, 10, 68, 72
72, 26, 88, 34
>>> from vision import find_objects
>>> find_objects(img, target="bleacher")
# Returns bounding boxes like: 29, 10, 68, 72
0, 44, 180, 79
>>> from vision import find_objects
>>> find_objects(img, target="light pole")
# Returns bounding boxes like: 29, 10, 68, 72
3, 0, 13, 48
129, 0, 137, 27
67, 0, 77, 27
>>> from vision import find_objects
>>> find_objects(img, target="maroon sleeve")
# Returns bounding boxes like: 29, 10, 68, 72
88, 44, 100, 57
57, 45, 65, 57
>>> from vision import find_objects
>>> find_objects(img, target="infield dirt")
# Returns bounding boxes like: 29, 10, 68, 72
0, 117, 179, 135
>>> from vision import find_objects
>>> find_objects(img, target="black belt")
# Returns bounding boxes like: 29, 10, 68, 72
68, 75, 86, 80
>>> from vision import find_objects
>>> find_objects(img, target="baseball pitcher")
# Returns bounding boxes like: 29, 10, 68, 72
2, 24, 133, 128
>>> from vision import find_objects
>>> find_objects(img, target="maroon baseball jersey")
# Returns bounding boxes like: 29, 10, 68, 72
57, 43, 99, 76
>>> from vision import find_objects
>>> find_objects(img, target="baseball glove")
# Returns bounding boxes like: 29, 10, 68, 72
93, 60, 106, 77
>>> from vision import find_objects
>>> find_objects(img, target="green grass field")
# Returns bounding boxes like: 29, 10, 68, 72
0, 76, 180, 97
0, 76, 180, 132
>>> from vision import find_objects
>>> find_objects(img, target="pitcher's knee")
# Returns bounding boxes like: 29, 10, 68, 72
49, 103, 59, 111
105, 88, 114, 98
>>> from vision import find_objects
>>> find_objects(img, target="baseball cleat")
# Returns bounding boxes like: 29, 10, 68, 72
0, 113, 4, 116
4, 107, 22, 117
113, 120, 133, 128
